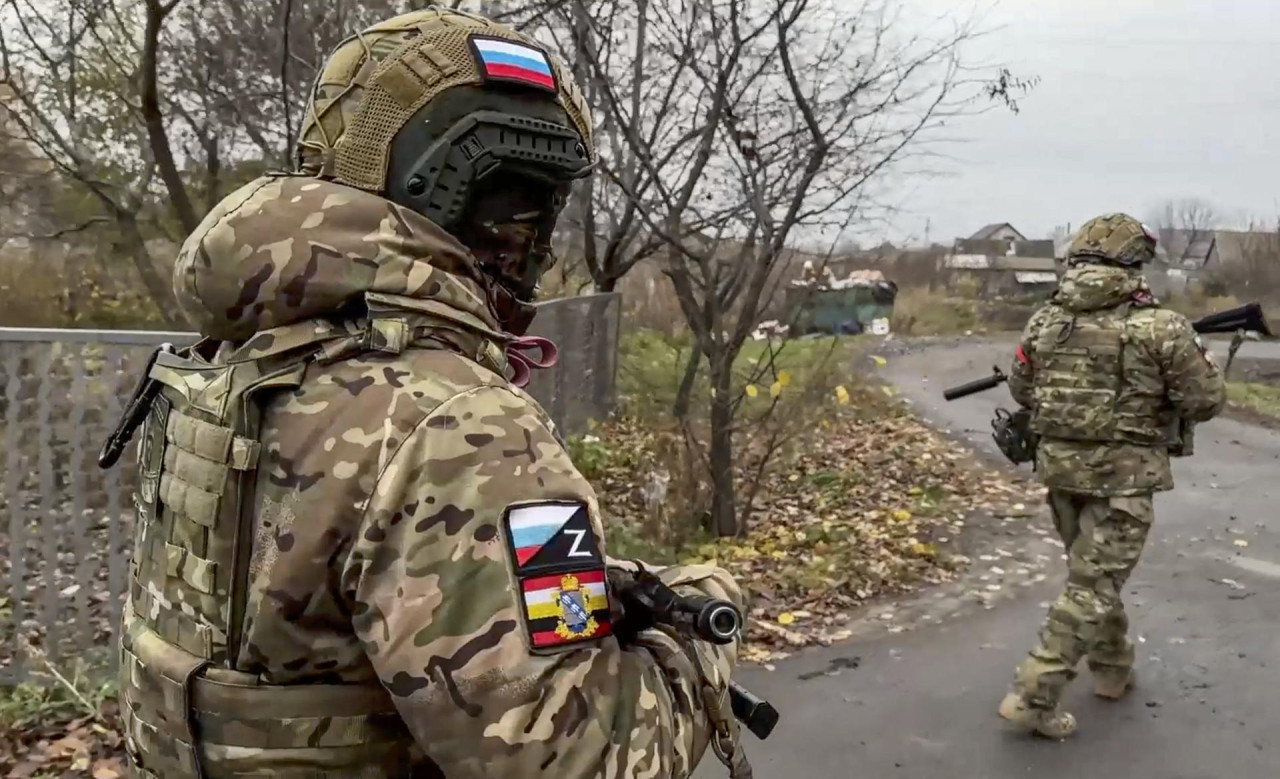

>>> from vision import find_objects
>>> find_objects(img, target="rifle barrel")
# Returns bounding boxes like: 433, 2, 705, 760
944, 372, 1007, 401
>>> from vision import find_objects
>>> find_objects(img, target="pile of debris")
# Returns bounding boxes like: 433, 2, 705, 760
791, 261, 896, 291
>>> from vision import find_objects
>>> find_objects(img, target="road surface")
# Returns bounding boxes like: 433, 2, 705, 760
695, 339, 1280, 779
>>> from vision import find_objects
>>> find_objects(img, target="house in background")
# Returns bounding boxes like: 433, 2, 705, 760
1141, 227, 1279, 296
942, 224, 1060, 297
1145, 227, 1216, 296
968, 223, 1027, 243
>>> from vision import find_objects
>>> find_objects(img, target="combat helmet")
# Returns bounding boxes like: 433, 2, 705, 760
297, 7, 595, 330
1067, 213, 1158, 267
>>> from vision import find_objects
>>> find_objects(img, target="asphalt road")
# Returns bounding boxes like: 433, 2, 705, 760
1205, 336, 1280, 366
695, 339, 1280, 779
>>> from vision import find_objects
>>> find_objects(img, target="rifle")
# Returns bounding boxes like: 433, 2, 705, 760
1171, 303, 1271, 454
1192, 302, 1272, 376
614, 567, 780, 741
941, 302, 1273, 461
943, 302, 1273, 402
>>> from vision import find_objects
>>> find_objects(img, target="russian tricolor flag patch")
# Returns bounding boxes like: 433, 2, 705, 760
470, 36, 556, 92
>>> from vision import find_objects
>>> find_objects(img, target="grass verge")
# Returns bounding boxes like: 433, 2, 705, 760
0, 648, 123, 778
1227, 381, 1280, 423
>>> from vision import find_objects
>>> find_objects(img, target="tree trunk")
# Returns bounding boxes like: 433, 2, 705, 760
205, 134, 222, 211
142, 0, 199, 235
672, 341, 701, 420
707, 353, 737, 537
117, 213, 186, 329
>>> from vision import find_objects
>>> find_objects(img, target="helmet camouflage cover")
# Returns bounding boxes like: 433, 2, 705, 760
297, 7, 594, 192
1067, 213, 1158, 267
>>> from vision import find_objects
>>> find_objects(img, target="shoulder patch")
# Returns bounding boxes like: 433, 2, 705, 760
503, 501, 612, 650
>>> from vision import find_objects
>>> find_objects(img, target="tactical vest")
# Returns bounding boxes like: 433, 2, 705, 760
118, 341, 423, 778
1030, 304, 1172, 446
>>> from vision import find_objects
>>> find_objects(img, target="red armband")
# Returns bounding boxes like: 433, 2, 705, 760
1015, 344, 1028, 364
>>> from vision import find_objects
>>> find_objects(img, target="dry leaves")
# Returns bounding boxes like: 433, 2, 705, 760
1, 704, 125, 778
592, 406, 1040, 664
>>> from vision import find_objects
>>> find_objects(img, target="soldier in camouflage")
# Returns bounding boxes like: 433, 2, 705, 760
115, 8, 746, 778
996, 213, 1226, 738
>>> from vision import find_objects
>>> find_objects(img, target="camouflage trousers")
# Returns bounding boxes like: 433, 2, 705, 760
1014, 491, 1154, 709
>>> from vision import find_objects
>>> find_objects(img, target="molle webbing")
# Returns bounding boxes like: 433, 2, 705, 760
1031, 307, 1168, 445
130, 368, 269, 664
120, 347, 420, 776
120, 618, 417, 778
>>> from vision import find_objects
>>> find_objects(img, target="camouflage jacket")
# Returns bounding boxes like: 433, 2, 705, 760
1007, 264, 1226, 496
167, 174, 743, 777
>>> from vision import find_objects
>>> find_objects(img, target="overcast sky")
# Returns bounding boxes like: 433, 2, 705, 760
878, 0, 1280, 245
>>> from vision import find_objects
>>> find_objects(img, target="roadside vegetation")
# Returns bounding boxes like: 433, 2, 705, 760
1227, 382, 1280, 423
572, 330, 1041, 663
0, 643, 123, 778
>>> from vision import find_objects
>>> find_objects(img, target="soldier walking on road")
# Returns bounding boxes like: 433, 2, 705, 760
997, 213, 1226, 738
109, 8, 748, 777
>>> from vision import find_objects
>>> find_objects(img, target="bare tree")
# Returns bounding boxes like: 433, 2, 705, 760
0, 0, 190, 325
495, 0, 669, 293
0, 0, 413, 326
1149, 197, 1220, 268
546, 0, 1013, 536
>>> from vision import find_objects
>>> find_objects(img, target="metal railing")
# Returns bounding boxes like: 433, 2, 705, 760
0, 293, 619, 681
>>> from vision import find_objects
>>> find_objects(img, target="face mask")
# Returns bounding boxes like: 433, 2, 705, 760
461, 182, 567, 333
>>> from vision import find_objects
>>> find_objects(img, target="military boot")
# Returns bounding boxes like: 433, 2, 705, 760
1093, 668, 1137, 701
998, 692, 1077, 740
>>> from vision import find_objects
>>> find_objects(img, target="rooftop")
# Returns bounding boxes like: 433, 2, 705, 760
968, 223, 1027, 241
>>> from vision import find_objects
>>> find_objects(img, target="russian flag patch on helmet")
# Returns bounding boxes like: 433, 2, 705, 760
470, 36, 556, 92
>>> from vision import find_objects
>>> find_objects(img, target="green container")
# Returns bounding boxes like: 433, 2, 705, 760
787, 283, 897, 336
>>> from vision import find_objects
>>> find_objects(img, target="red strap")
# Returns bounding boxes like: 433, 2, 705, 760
1015, 344, 1028, 364
505, 336, 559, 388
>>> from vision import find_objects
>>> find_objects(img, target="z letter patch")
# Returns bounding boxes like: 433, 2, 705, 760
503, 502, 612, 650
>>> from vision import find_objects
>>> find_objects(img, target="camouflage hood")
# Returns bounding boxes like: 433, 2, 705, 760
175, 175, 500, 341
1054, 263, 1146, 313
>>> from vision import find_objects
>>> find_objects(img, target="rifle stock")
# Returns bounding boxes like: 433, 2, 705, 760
1190, 302, 1272, 337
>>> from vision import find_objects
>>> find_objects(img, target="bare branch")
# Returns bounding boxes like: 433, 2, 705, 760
280, 0, 294, 166
141, 0, 197, 232
15, 215, 110, 240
